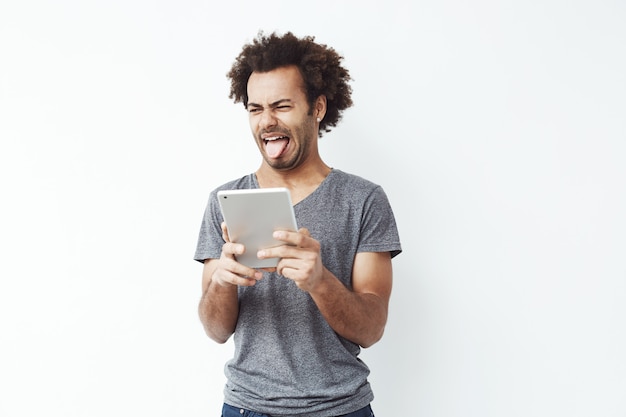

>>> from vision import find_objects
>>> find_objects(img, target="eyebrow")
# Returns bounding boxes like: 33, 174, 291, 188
247, 99, 293, 109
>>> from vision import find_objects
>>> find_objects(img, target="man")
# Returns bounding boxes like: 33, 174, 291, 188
195, 31, 402, 417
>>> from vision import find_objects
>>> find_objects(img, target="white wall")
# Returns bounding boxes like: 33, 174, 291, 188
1, 1, 624, 416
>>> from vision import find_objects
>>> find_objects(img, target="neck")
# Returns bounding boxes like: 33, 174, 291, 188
256, 160, 331, 204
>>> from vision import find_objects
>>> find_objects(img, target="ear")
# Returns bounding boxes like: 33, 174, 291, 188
314, 95, 327, 121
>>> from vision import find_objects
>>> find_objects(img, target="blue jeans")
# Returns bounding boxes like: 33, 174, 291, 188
222, 403, 374, 417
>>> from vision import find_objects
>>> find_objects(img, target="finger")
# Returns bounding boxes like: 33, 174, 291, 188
272, 230, 309, 247
275, 260, 307, 283
257, 246, 287, 261
216, 256, 264, 283
277, 258, 311, 280
221, 241, 263, 279
221, 222, 231, 243
214, 267, 262, 287
222, 241, 245, 259
258, 240, 317, 261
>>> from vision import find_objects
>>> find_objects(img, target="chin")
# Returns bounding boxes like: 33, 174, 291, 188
265, 158, 297, 171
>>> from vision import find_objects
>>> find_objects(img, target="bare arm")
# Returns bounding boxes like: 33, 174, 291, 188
258, 229, 393, 348
198, 259, 239, 343
309, 251, 392, 348
198, 223, 264, 344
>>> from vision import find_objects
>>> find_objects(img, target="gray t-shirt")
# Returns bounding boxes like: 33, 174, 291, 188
194, 169, 402, 417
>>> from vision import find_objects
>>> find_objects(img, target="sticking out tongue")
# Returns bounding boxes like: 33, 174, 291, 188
266, 138, 289, 158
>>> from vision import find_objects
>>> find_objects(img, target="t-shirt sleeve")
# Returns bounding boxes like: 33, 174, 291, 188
194, 191, 225, 263
357, 186, 402, 258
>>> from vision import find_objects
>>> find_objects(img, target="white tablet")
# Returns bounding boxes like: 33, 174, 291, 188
217, 187, 298, 268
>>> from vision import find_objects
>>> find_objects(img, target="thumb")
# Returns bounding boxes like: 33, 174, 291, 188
221, 222, 231, 243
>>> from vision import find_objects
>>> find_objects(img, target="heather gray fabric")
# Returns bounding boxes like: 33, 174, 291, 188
194, 169, 401, 417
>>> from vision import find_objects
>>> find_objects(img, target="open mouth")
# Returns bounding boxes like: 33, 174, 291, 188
264, 135, 290, 158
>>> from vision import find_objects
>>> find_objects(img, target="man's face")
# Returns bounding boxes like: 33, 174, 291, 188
246, 65, 318, 171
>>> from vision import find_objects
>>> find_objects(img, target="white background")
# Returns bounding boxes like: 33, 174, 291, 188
1, 1, 625, 416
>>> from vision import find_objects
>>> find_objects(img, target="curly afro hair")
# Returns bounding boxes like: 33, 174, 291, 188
227, 31, 353, 137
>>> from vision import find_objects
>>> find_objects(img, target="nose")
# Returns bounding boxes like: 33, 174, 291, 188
259, 109, 277, 130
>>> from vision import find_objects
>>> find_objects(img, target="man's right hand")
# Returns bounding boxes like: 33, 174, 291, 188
198, 222, 259, 343
208, 222, 264, 288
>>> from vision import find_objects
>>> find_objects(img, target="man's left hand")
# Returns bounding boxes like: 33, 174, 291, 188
257, 228, 325, 292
